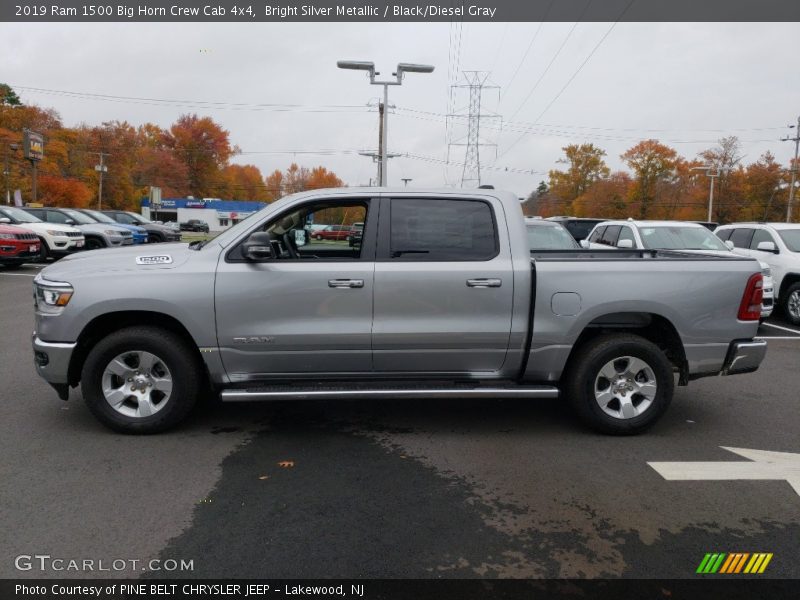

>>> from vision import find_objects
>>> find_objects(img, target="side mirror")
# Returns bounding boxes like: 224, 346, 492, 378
756, 240, 777, 253
0, 217, 10, 224
242, 232, 274, 261
579, 239, 589, 249
65, 219, 75, 225
616, 239, 634, 249
724, 240, 735, 251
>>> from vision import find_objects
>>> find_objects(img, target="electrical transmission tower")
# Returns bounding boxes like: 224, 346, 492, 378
448, 72, 500, 188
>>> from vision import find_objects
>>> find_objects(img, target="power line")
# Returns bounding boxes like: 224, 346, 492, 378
506, 0, 594, 123
500, 0, 556, 100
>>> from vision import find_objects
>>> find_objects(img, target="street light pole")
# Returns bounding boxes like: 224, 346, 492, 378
782, 116, 800, 222
691, 165, 720, 222
337, 60, 434, 186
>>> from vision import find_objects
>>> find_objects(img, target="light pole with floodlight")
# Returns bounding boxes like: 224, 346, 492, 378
337, 60, 433, 186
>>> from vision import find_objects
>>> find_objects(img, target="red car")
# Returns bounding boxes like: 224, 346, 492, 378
0, 223, 41, 269
312, 224, 351, 241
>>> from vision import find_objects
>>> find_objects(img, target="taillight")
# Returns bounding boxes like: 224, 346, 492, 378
738, 273, 763, 321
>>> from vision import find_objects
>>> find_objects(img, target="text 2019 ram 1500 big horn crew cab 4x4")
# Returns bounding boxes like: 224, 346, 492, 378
31, 188, 767, 435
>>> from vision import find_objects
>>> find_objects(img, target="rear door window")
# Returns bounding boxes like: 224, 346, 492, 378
389, 198, 497, 261
588, 226, 606, 243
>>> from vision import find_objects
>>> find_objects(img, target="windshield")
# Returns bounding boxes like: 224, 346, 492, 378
81, 209, 116, 224
527, 224, 579, 250
125, 212, 150, 224
0, 207, 42, 223
778, 229, 800, 252
639, 226, 729, 251
61, 209, 97, 225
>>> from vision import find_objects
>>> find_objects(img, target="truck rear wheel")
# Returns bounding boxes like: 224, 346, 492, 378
80, 326, 201, 434
564, 333, 674, 435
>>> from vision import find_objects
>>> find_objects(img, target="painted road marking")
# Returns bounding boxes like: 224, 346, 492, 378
757, 336, 800, 340
0, 272, 35, 277
762, 322, 800, 335
649, 447, 800, 499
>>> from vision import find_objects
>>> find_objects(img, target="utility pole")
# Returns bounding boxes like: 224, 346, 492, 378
3, 143, 18, 205
377, 101, 384, 185
691, 164, 722, 222
338, 60, 434, 186
782, 116, 800, 222
91, 152, 110, 210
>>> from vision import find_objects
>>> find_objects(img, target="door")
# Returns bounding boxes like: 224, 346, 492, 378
372, 196, 514, 374
215, 198, 376, 381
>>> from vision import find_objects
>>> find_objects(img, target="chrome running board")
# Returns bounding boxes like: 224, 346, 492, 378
220, 385, 559, 402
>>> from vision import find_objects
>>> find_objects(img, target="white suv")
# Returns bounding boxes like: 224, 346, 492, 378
0, 206, 85, 260
584, 219, 774, 320
714, 223, 800, 325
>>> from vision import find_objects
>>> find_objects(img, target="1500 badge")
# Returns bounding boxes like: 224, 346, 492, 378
135, 255, 172, 265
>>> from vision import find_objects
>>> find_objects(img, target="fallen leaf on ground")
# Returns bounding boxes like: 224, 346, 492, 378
278, 461, 294, 468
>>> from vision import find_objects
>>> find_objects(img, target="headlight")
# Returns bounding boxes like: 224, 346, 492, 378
46, 229, 66, 237
104, 229, 120, 236
0, 233, 14, 239
34, 281, 74, 315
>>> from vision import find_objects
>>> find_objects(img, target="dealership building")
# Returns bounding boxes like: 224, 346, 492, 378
141, 198, 269, 232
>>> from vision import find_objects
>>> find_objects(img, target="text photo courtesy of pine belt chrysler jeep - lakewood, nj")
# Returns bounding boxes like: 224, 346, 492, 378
30, 188, 767, 435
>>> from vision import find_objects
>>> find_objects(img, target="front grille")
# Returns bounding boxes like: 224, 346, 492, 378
120, 231, 133, 237
64, 231, 83, 238
15, 233, 38, 241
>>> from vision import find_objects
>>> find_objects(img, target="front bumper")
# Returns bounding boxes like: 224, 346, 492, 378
32, 334, 75, 387
721, 339, 768, 376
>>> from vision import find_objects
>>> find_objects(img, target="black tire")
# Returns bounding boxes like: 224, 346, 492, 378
148, 232, 164, 243
85, 237, 105, 250
38, 238, 50, 261
80, 326, 202, 434
782, 282, 800, 326
564, 333, 674, 435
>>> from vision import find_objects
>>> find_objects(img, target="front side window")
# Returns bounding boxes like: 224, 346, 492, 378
588, 226, 606, 243
617, 226, 636, 246
599, 225, 621, 246
44, 210, 70, 224
389, 198, 497, 261
233, 199, 369, 261
750, 229, 776, 250
729, 228, 755, 249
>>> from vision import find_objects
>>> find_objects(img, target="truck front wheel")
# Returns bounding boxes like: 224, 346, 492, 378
564, 333, 674, 435
782, 282, 800, 326
80, 326, 201, 433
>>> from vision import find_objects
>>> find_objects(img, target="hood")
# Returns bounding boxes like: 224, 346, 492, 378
112, 223, 148, 234
0, 223, 36, 235
75, 223, 131, 235
39, 242, 193, 282
18, 222, 82, 234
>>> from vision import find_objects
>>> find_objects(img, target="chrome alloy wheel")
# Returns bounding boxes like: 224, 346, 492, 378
788, 290, 800, 321
101, 351, 173, 418
594, 356, 657, 420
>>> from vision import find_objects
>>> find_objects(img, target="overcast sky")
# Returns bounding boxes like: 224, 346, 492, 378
1, 21, 798, 197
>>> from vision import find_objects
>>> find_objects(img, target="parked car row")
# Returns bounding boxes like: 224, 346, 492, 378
0, 206, 181, 266
528, 215, 799, 324
311, 223, 364, 244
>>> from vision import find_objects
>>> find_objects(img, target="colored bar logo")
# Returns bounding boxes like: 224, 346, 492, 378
696, 552, 773, 574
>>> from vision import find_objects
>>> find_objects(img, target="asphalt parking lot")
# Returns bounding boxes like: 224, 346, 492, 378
1, 262, 799, 580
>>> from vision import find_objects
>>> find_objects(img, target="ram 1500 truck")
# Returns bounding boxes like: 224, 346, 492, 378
31, 188, 767, 435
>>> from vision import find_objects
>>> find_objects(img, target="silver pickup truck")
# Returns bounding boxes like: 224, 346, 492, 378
31, 188, 767, 435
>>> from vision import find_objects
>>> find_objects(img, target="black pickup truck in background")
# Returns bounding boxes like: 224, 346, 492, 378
179, 219, 210, 233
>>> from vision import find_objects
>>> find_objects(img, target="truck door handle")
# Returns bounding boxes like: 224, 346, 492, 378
466, 278, 502, 288
328, 279, 364, 289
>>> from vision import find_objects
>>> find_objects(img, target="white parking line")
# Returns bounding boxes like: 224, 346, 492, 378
0, 272, 35, 277
757, 336, 800, 340
763, 322, 800, 335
